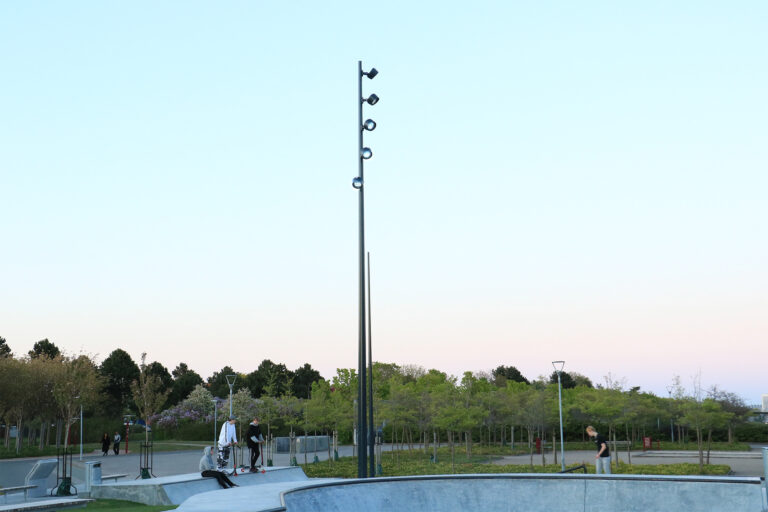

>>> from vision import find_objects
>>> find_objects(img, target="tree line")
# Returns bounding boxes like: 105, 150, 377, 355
0, 336, 759, 472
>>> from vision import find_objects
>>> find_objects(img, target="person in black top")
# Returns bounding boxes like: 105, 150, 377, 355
246, 416, 263, 471
101, 433, 111, 456
586, 426, 611, 474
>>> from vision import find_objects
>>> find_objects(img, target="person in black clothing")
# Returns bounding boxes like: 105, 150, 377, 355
199, 446, 238, 488
101, 433, 111, 456
586, 425, 611, 474
246, 416, 263, 471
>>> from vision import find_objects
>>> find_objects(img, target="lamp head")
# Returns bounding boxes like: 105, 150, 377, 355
363, 119, 376, 131
552, 361, 565, 373
361, 147, 372, 159
366, 94, 379, 105
352, 177, 363, 189
366, 67, 378, 79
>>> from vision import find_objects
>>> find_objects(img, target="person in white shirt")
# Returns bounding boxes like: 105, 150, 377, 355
217, 415, 238, 470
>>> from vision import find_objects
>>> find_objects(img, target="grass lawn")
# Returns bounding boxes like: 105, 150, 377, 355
300, 448, 731, 478
85, 499, 176, 511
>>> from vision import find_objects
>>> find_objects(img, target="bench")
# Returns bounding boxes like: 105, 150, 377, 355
0, 486, 37, 503
100, 474, 127, 483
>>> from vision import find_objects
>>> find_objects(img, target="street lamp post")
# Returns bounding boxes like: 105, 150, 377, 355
212, 399, 219, 449
353, 60, 378, 478
552, 361, 566, 471
79, 404, 83, 461
666, 386, 675, 443
226, 375, 237, 417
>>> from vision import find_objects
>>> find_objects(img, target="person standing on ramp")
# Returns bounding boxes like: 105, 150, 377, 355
247, 416, 264, 471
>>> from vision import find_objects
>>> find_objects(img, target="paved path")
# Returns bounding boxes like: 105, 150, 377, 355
491, 445, 768, 477
2, 443, 765, 487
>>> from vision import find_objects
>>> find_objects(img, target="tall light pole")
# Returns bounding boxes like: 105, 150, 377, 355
367, 251, 374, 477
212, 399, 219, 449
79, 404, 83, 461
353, 60, 378, 478
666, 386, 675, 443
552, 361, 566, 471
226, 375, 237, 417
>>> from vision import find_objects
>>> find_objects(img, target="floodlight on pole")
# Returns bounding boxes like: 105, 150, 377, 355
225, 375, 237, 417
552, 360, 566, 471
354, 60, 379, 478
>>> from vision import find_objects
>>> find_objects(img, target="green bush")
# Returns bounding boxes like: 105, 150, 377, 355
734, 422, 768, 442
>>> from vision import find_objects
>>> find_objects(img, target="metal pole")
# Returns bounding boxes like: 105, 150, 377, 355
367, 251, 374, 477
557, 372, 565, 471
212, 400, 218, 449
229, 386, 233, 417
356, 59, 368, 478
762, 447, 768, 494
79, 405, 83, 461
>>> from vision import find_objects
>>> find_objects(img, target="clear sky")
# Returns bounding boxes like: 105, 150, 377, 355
1, 1, 765, 405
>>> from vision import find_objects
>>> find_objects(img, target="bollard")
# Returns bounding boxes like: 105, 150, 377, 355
763, 447, 768, 489
762, 447, 768, 511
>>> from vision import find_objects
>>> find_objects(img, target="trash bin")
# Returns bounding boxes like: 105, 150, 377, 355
84, 461, 102, 490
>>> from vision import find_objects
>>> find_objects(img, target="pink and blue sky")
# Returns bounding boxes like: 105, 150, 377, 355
1, 1, 765, 404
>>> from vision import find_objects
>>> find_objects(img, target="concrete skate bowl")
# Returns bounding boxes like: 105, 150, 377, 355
280, 473, 767, 512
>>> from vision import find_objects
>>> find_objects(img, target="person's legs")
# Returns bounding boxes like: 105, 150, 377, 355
601, 457, 612, 474
250, 446, 260, 469
202, 470, 230, 488
222, 473, 237, 487
595, 458, 603, 474
217, 446, 230, 470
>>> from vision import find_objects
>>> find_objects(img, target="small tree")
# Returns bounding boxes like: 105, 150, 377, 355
131, 353, 171, 444
52, 355, 103, 450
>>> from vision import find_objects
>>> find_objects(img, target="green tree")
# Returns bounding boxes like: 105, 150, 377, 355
29, 338, 60, 359
569, 372, 594, 388
131, 353, 171, 443
0, 357, 31, 452
245, 360, 293, 398
207, 366, 245, 399
168, 363, 204, 406
549, 371, 576, 389
492, 365, 529, 386
53, 355, 103, 449
291, 363, 322, 399
708, 386, 750, 444
100, 349, 140, 416
0, 336, 11, 358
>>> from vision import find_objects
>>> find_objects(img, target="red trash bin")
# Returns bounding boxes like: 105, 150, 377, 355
643, 436, 652, 450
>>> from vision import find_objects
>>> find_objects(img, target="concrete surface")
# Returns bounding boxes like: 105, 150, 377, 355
280, 474, 767, 512
0, 497, 91, 512
176, 479, 340, 512
91, 466, 307, 506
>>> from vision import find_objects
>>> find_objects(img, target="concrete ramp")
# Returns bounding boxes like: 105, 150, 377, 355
280, 474, 767, 512
176, 479, 340, 512
90, 466, 307, 506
